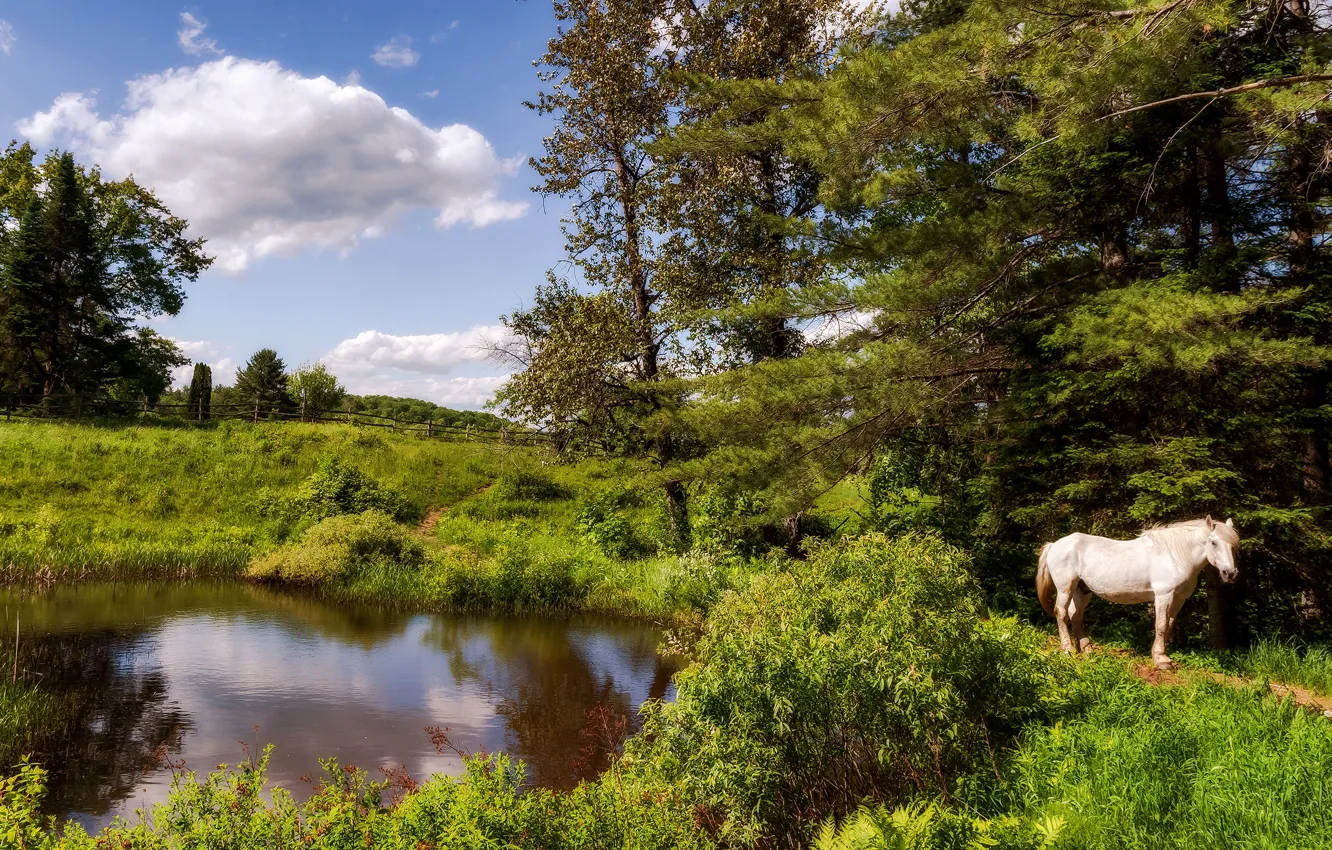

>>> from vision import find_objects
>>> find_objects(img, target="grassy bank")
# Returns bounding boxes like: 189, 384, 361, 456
0, 418, 755, 618
4, 534, 1330, 849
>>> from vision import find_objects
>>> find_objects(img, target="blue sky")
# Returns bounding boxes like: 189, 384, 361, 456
0, 2, 571, 408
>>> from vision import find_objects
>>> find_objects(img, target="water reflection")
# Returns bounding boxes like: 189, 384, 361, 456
0, 582, 677, 832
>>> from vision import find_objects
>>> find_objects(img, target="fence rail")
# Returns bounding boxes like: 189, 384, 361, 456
0, 393, 552, 446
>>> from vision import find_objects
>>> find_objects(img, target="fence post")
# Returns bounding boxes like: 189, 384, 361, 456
301, 400, 307, 423
391, 417, 397, 433
74, 393, 84, 419
253, 399, 260, 423
426, 420, 433, 438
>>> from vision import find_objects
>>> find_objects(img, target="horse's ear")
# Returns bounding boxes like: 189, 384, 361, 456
1225, 517, 1234, 528
1205, 515, 1215, 529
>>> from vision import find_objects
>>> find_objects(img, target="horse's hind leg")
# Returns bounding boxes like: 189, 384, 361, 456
1069, 586, 1092, 653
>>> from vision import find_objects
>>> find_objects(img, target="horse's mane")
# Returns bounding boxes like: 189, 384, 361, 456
1141, 519, 1239, 566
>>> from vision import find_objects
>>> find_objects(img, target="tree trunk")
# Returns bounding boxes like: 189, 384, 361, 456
1204, 566, 1228, 649
784, 511, 805, 558
1184, 144, 1201, 267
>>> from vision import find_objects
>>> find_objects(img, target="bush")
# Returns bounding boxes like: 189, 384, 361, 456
0, 745, 712, 850
427, 531, 585, 611
247, 510, 424, 585
626, 534, 1069, 847
494, 467, 570, 502
576, 491, 645, 559
689, 488, 765, 556
663, 551, 742, 613
260, 457, 416, 523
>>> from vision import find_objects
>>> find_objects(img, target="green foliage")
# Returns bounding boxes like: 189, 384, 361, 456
247, 510, 424, 585
627, 534, 1070, 846
655, 0, 1332, 642
423, 527, 585, 611
234, 348, 291, 412
265, 457, 417, 524
495, 466, 571, 502
991, 675, 1332, 848
0, 739, 709, 849
0, 420, 502, 582
185, 362, 213, 419
347, 394, 507, 428
0, 145, 209, 400
688, 487, 766, 557
289, 362, 347, 412
1208, 640, 1332, 697
576, 490, 645, 559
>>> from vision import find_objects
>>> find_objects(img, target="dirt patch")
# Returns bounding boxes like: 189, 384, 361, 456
417, 506, 448, 536
1131, 663, 1186, 687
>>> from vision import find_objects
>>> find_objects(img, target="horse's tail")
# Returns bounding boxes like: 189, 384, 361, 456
1036, 543, 1056, 618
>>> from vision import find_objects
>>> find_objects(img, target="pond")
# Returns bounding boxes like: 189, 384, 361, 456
0, 582, 679, 833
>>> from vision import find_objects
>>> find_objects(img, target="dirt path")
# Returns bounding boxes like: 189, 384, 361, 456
1128, 657, 1332, 718
417, 506, 448, 536
416, 483, 494, 537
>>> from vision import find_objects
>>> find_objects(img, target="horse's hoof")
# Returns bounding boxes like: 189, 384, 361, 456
1154, 659, 1176, 672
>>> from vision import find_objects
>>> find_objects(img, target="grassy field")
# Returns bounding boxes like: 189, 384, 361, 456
0, 418, 729, 617
0, 418, 503, 578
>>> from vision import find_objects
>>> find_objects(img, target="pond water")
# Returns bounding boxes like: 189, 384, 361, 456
0, 582, 678, 833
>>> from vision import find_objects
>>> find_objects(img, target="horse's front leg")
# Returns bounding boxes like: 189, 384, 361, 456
1054, 589, 1076, 654
1152, 591, 1176, 670
1069, 587, 1092, 654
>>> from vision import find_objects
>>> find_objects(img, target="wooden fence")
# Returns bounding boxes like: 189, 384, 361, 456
0, 393, 552, 446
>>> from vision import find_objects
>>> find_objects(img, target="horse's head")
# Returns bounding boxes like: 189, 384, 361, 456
1204, 516, 1239, 583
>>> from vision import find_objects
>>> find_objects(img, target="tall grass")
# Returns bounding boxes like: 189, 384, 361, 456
994, 672, 1332, 848
1225, 640, 1332, 696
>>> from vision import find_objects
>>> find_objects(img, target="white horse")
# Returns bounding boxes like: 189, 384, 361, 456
1036, 517, 1239, 670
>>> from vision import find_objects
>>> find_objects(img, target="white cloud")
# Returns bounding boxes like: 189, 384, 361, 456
0, 20, 14, 55
178, 12, 221, 56
19, 57, 528, 272
422, 89, 439, 98
805, 309, 879, 344
323, 326, 512, 409
350, 374, 509, 409
372, 37, 419, 68
326, 325, 510, 376
170, 352, 238, 389
344, 69, 362, 86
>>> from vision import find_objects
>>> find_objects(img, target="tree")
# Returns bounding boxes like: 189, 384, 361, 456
108, 329, 188, 406
234, 349, 290, 416
289, 362, 346, 415
498, 0, 693, 538
0, 144, 210, 398
186, 363, 213, 420
675, 0, 1332, 639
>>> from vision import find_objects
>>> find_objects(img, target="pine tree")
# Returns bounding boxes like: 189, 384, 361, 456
0, 144, 209, 399
675, 0, 1332, 638
187, 363, 213, 420
234, 349, 290, 417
